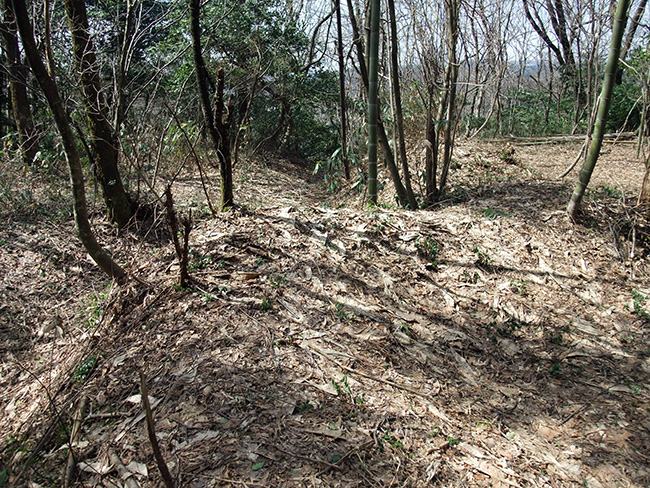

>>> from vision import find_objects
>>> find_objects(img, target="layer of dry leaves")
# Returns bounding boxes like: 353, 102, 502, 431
1, 139, 650, 487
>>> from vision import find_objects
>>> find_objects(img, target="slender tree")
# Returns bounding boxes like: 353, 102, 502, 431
620, 0, 648, 65
10, 0, 126, 280
636, 47, 650, 207
63, 0, 133, 227
43, 0, 56, 78
436, 0, 460, 195
0, 53, 6, 138
387, 0, 417, 209
640, 162, 650, 207
367, 0, 379, 205
617, 0, 648, 83
567, 0, 631, 218
334, 0, 350, 180
1, 0, 37, 166
190, 0, 233, 209
346, 0, 409, 207
113, 0, 136, 132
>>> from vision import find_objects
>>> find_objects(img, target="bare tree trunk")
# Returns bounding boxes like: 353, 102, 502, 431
334, 0, 350, 180
190, 0, 233, 209
617, 0, 648, 83
466, 6, 486, 137
1, 0, 37, 166
523, 0, 581, 108
523, 0, 564, 65
544, 49, 553, 127
367, 0, 379, 204
214, 68, 234, 208
346, 0, 408, 206
63, 0, 133, 227
567, 0, 630, 218
386, 0, 417, 208
573, 36, 584, 133
233, 72, 258, 168
639, 159, 650, 206
43, 0, 56, 78
424, 90, 437, 205
114, 0, 135, 132
437, 0, 460, 194
620, 0, 647, 63
11, 0, 126, 280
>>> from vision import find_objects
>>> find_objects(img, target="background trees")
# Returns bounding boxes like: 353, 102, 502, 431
1, 0, 648, 246
1, 0, 37, 166
3, 4, 649, 484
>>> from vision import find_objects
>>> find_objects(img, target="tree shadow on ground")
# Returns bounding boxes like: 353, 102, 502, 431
5, 170, 650, 486
451, 180, 571, 219
38, 201, 643, 486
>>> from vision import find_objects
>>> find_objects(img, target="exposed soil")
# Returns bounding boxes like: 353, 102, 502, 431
1, 140, 650, 487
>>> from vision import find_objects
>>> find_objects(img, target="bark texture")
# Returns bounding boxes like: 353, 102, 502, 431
1, 0, 37, 165
639, 161, 650, 207
11, 0, 126, 280
567, 0, 631, 218
334, 0, 350, 180
190, 0, 234, 209
387, 0, 417, 209
63, 0, 133, 227
346, 0, 408, 207
367, 0, 379, 205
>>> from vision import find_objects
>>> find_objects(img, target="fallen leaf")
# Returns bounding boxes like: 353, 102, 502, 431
125, 461, 148, 477
78, 460, 112, 475
125, 394, 142, 404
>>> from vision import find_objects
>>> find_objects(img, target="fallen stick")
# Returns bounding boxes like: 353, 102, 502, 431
107, 448, 141, 488
140, 370, 175, 488
64, 395, 88, 488
305, 343, 426, 398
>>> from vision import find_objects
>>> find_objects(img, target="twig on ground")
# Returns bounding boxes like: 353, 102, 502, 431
107, 448, 141, 488
557, 139, 587, 179
313, 440, 375, 478
305, 343, 427, 398
561, 389, 608, 425
64, 395, 88, 488
209, 478, 266, 487
86, 411, 130, 420
140, 370, 175, 488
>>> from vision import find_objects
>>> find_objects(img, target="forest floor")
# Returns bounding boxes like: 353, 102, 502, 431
1, 139, 650, 487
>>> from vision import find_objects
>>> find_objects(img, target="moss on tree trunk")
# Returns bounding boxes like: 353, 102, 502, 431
63, 0, 133, 227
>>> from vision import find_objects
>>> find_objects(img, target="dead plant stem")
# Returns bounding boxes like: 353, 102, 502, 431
140, 370, 175, 488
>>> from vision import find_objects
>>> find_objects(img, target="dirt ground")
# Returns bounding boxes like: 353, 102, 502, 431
1, 139, 650, 487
